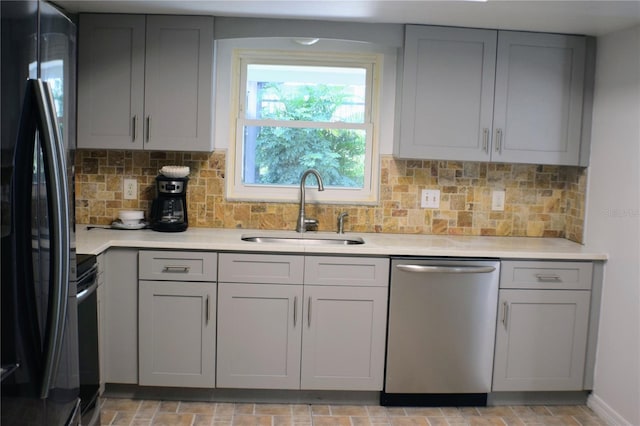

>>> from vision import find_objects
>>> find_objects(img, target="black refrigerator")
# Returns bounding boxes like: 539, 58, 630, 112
1, 1, 80, 425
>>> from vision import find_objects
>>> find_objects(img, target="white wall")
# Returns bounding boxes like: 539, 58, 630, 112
584, 25, 640, 425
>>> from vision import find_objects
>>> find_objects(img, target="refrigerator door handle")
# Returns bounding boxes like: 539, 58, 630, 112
32, 79, 71, 399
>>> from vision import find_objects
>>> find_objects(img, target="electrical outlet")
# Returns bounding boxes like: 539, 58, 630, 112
421, 189, 440, 209
492, 190, 505, 211
124, 178, 137, 200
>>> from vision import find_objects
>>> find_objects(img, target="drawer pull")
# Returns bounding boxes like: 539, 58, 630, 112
535, 274, 562, 282
307, 297, 312, 328
162, 265, 191, 273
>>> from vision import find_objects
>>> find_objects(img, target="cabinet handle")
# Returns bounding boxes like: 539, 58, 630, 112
535, 274, 562, 282
307, 297, 312, 328
502, 301, 509, 330
132, 115, 137, 142
495, 128, 503, 153
146, 116, 151, 142
482, 128, 489, 153
205, 295, 210, 325
293, 296, 298, 327
162, 265, 190, 273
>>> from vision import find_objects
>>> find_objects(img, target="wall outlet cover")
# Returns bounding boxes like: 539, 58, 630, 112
492, 190, 505, 211
124, 178, 137, 200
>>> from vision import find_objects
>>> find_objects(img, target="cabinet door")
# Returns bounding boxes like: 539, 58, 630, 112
143, 16, 213, 152
300, 286, 388, 390
139, 281, 216, 387
396, 25, 497, 161
493, 32, 586, 165
492, 289, 591, 391
78, 14, 146, 149
217, 283, 303, 389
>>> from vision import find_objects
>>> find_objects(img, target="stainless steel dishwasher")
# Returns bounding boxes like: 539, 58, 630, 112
382, 258, 500, 406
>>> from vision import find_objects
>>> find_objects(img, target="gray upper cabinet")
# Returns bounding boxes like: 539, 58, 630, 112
396, 26, 497, 162
78, 14, 214, 152
78, 15, 145, 150
493, 32, 586, 165
396, 25, 587, 166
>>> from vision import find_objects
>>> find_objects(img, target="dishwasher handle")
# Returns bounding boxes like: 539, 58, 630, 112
395, 264, 496, 274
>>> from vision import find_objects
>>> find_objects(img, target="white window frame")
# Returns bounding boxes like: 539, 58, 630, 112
226, 48, 382, 204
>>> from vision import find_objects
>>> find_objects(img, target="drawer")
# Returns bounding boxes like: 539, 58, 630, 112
218, 253, 304, 284
139, 251, 217, 282
304, 256, 389, 287
500, 261, 593, 290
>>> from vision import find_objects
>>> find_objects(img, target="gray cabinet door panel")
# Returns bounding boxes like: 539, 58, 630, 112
138, 281, 216, 387
216, 283, 303, 389
300, 285, 387, 390
144, 16, 213, 151
78, 15, 145, 149
493, 32, 585, 165
492, 289, 591, 391
397, 26, 496, 161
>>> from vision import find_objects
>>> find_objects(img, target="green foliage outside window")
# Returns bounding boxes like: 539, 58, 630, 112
251, 84, 366, 188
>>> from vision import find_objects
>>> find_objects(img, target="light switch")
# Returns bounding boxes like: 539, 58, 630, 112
421, 189, 440, 209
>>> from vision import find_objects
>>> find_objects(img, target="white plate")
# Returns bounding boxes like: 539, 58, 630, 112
111, 221, 148, 230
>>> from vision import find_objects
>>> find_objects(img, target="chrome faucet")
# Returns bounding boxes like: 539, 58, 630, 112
296, 169, 324, 233
337, 212, 349, 234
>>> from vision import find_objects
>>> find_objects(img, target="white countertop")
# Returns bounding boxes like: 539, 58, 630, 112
76, 226, 607, 261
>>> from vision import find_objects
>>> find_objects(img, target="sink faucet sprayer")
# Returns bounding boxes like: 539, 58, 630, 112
296, 169, 324, 233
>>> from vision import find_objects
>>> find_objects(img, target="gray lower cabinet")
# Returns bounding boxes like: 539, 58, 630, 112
396, 25, 587, 166
78, 14, 213, 151
216, 253, 389, 391
300, 284, 388, 390
138, 281, 216, 387
217, 282, 303, 389
138, 250, 218, 387
492, 261, 593, 391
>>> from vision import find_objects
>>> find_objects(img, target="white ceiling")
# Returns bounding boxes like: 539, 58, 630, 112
54, 0, 640, 37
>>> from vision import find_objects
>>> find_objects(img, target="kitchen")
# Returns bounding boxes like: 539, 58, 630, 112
1, 1, 638, 425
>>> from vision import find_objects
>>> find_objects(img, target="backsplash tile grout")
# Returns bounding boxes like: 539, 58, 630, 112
75, 150, 587, 243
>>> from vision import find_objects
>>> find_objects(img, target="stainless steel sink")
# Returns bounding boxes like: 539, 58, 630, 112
241, 233, 364, 245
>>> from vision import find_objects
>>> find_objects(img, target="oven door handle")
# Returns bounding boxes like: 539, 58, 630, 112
77, 280, 98, 303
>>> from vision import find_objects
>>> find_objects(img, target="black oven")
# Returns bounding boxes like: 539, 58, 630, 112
76, 254, 101, 426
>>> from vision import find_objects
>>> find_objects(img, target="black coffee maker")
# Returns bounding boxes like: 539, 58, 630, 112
151, 175, 189, 232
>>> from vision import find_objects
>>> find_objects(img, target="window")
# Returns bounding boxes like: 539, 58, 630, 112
228, 49, 381, 204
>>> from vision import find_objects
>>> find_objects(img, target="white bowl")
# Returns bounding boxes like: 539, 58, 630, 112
118, 210, 144, 225
160, 166, 190, 178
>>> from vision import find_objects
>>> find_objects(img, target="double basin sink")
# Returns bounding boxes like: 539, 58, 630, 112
241, 232, 364, 245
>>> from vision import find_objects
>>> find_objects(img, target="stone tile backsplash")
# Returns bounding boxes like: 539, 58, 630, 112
75, 150, 587, 243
